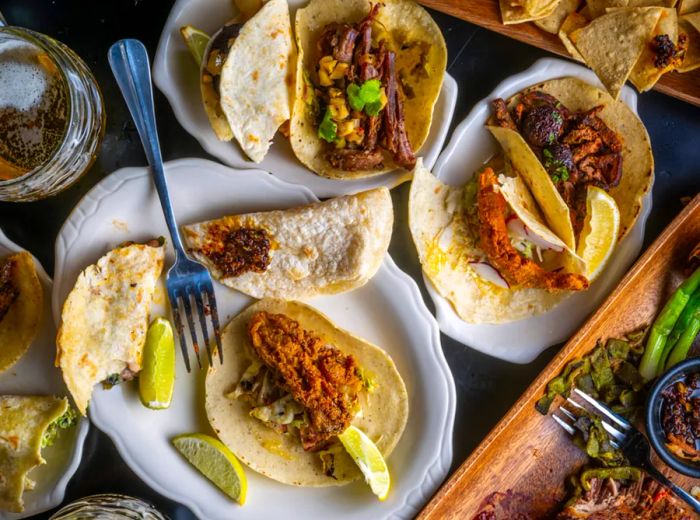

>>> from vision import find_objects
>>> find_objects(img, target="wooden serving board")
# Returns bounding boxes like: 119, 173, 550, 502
419, 0, 700, 107
419, 194, 700, 519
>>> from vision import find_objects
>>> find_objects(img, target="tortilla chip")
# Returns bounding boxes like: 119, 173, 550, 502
0, 252, 42, 373
219, 0, 294, 162
535, 0, 582, 33
487, 126, 577, 249
57, 243, 165, 415
679, 15, 700, 71
205, 299, 408, 486
586, 0, 628, 18
570, 7, 663, 99
627, 7, 679, 91
0, 396, 68, 513
501, 0, 560, 23
559, 12, 590, 61
679, 0, 700, 14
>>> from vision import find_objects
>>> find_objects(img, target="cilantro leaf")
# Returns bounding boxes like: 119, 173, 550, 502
318, 108, 337, 143
346, 79, 383, 114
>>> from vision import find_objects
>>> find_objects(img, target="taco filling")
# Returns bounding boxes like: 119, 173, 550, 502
230, 311, 368, 457
0, 258, 19, 322
491, 91, 623, 235
307, 4, 416, 171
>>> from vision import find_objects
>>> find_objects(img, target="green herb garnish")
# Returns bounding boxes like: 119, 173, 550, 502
42, 407, 78, 448
347, 79, 382, 114
318, 108, 338, 143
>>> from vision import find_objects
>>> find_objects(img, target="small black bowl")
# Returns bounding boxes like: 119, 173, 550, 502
646, 357, 700, 478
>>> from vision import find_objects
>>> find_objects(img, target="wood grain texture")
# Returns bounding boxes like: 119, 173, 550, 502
419, 0, 700, 107
419, 194, 700, 519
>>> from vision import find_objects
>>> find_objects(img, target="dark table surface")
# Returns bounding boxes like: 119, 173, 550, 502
0, 1, 698, 518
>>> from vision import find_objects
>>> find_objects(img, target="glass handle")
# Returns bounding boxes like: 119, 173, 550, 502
107, 39, 185, 255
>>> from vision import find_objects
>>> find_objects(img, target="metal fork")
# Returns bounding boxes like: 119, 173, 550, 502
554, 388, 700, 514
108, 39, 223, 372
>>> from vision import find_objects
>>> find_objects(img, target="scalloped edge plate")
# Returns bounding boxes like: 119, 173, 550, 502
51, 158, 456, 520
153, 0, 458, 198
424, 57, 653, 364
0, 229, 89, 520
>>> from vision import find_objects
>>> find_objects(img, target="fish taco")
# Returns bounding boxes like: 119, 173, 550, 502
290, 0, 447, 179
205, 299, 408, 486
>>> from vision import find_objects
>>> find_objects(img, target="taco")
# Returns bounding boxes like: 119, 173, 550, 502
0, 252, 42, 373
199, 0, 294, 162
205, 299, 408, 486
57, 241, 165, 415
0, 396, 76, 513
182, 188, 393, 300
290, 0, 447, 179
488, 77, 653, 242
409, 158, 588, 324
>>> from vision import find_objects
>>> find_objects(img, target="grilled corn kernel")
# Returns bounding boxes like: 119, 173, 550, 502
337, 120, 356, 137
328, 88, 343, 98
319, 55, 337, 74
330, 62, 349, 80
347, 128, 365, 145
329, 98, 349, 120
379, 88, 388, 109
335, 137, 347, 149
318, 69, 332, 87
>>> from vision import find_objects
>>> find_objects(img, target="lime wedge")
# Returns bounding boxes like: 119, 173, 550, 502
139, 317, 175, 410
172, 433, 247, 505
338, 425, 390, 501
576, 186, 620, 280
180, 25, 210, 67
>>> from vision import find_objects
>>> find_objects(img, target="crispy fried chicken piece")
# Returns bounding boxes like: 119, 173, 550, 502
248, 311, 363, 451
0, 258, 18, 323
477, 168, 589, 292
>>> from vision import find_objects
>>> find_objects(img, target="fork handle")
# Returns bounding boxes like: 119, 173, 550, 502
641, 462, 700, 513
108, 39, 186, 255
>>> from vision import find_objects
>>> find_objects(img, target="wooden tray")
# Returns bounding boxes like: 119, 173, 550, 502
419, 0, 700, 107
419, 194, 700, 519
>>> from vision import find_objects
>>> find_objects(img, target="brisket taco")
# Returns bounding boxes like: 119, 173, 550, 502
290, 0, 447, 179
205, 299, 408, 486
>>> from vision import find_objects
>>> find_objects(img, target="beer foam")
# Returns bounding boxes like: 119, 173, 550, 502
0, 41, 48, 112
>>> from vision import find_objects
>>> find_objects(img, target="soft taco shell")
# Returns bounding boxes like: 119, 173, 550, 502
507, 78, 653, 240
0, 252, 42, 373
182, 188, 393, 300
290, 0, 447, 179
205, 299, 408, 486
408, 159, 570, 324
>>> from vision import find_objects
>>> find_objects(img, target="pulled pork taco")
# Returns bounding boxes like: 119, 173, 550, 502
205, 299, 408, 486
0, 252, 42, 373
488, 77, 653, 242
290, 0, 447, 179
409, 158, 587, 324
199, 0, 294, 162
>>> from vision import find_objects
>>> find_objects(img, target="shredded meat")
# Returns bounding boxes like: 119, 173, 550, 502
328, 148, 384, 171
0, 259, 18, 323
200, 226, 271, 278
490, 99, 518, 131
557, 475, 693, 519
477, 168, 589, 292
652, 34, 688, 70
248, 312, 363, 451
382, 50, 416, 169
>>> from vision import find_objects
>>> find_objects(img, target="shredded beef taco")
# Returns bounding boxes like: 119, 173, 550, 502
205, 299, 408, 486
290, 0, 447, 179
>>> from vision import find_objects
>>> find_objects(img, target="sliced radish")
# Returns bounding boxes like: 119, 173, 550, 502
507, 215, 564, 253
469, 261, 510, 289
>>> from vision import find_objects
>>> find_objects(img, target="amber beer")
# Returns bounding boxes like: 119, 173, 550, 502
0, 39, 69, 180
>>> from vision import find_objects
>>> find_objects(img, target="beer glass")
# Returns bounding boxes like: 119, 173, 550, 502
0, 19, 105, 201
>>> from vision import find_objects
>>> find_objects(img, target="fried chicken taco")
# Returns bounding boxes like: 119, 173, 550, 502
290, 0, 447, 179
182, 188, 393, 300
488, 77, 653, 242
410, 158, 587, 324
0, 252, 42, 373
199, 0, 294, 162
205, 299, 408, 486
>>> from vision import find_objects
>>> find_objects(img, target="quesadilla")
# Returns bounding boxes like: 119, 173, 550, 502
182, 188, 393, 300
0, 252, 42, 373
205, 299, 408, 486
56, 241, 165, 415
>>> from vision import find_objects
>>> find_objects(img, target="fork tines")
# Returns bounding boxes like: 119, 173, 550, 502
168, 280, 223, 373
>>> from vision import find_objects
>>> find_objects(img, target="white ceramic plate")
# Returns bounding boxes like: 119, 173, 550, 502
425, 58, 653, 364
153, 0, 458, 199
0, 230, 89, 520
52, 158, 456, 520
